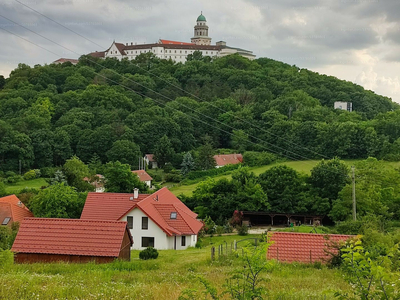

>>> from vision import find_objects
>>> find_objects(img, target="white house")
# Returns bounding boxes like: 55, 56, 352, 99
88, 13, 255, 63
80, 187, 203, 250
132, 170, 153, 188
334, 101, 353, 112
144, 154, 158, 169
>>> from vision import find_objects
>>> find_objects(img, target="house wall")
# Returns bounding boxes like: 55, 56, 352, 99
165, 234, 197, 250
118, 229, 132, 261
120, 207, 169, 250
144, 180, 152, 188
14, 253, 115, 264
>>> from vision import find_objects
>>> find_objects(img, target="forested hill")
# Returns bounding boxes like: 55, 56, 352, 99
0, 53, 399, 172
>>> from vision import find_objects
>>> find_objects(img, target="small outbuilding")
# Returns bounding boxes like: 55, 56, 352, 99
132, 170, 153, 188
11, 218, 133, 263
213, 154, 243, 168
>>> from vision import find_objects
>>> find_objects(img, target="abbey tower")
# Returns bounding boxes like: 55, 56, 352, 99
191, 12, 212, 45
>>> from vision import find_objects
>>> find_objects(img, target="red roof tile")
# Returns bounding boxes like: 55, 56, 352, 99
213, 154, 243, 167
267, 232, 354, 264
11, 218, 132, 257
81, 188, 203, 236
0, 195, 33, 225
159, 39, 195, 45
81, 192, 149, 220
145, 154, 156, 162
132, 170, 153, 182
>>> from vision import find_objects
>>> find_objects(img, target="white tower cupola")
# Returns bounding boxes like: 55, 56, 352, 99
191, 12, 211, 45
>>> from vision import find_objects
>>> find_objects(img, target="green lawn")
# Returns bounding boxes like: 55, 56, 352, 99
0, 234, 351, 299
170, 159, 364, 197
5, 178, 48, 194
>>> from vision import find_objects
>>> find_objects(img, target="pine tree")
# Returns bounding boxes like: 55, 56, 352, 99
181, 152, 195, 176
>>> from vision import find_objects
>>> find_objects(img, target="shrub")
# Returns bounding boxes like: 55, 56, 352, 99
6, 175, 22, 184
164, 172, 182, 183
139, 247, 159, 260
34, 169, 41, 178
237, 225, 249, 236
215, 225, 225, 236
243, 151, 280, 167
40, 167, 59, 178
23, 170, 36, 180
185, 164, 241, 181
0, 250, 13, 267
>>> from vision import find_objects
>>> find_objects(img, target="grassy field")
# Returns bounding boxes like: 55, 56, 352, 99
5, 178, 48, 194
0, 234, 351, 299
169, 159, 364, 197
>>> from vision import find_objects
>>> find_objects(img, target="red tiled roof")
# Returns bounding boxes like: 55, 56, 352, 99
0, 195, 33, 225
145, 154, 156, 162
132, 170, 153, 182
114, 43, 126, 55
81, 188, 203, 236
81, 192, 150, 220
267, 232, 355, 264
213, 154, 243, 167
89, 51, 105, 58
11, 218, 132, 257
159, 39, 195, 45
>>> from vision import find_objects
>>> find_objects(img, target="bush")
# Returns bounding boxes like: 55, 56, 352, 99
243, 151, 280, 167
164, 172, 182, 183
0, 250, 13, 267
215, 225, 225, 236
23, 170, 36, 180
237, 225, 249, 236
185, 164, 241, 181
40, 167, 59, 178
139, 247, 159, 260
6, 175, 22, 184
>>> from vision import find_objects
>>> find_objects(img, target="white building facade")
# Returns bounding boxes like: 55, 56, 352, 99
90, 13, 255, 62
120, 207, 197, 250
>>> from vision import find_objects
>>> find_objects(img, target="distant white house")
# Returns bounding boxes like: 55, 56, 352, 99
80, 187, 203, 250
83, 174, 105, 193
132, 170, 153, 188
213, 154, 243, 168
334, 101, 353, 112
144, 154, 158, 169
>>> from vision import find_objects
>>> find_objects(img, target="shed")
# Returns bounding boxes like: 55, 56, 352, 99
11, 218, 133, 263
267, 232, 354, 264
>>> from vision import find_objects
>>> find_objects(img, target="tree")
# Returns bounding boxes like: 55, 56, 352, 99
196, 136, 216, 170
258, 165, 305, 213
309, 158, 350, 201
181, 152, 195, 176
29, 183, 85, 218
63, 156, 93, 192
106, 140, 141, 169
154, 135, 175, 168
0, 75, 5, 90
103, 161, 147, 193
231, 129, 249, 153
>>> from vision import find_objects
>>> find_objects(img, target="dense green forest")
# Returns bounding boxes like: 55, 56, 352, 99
0, 52, 400, 173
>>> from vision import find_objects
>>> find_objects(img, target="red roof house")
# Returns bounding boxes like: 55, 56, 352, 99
0, 195, 33, 227
267, 232, 354, 264
80, 187, 203, 250
132, 170, 153, 187
11, 218, 132, 263
213, 154, 243, 168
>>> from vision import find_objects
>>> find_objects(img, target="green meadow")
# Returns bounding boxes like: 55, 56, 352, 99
0, 234, 350, 299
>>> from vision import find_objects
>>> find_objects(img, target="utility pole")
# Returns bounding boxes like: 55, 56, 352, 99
351, 166, 356, 221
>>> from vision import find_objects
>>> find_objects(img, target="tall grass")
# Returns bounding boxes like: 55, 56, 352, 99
0, 235, 351, 299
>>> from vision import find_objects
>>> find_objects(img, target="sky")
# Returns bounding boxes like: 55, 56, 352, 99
1, 0, 400, 103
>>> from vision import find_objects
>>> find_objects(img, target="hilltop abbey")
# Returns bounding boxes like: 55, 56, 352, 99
89, 13, 255, 62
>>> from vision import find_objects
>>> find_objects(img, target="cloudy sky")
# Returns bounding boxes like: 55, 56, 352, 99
1, 0, 400, 102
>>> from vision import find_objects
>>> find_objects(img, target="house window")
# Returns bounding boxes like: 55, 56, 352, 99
193, 235, 195, 241
142, 217, 148, 229
127, 216, 133, 229
142, 237, 154, 247
181, 236, 186, 247
2, 217, 10, 225
170, 212, 177, 219
136, 51, 137, 53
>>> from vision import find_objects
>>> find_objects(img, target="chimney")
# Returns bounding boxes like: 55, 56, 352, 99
131, 42, 133, 45
133, 188, 139, 199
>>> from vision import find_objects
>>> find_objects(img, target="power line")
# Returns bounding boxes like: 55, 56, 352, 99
12, 0, 331, 161
0, 15, 313, 163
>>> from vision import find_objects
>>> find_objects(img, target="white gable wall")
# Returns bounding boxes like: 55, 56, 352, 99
120, 207, 198, 250
120, 207, 169, 250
